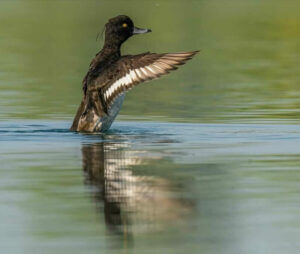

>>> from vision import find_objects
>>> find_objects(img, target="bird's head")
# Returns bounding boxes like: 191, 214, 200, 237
104, 15, 151, 46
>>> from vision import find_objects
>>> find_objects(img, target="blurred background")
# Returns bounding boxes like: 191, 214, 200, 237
0, 0, 299, 123
1, 1, 300, 254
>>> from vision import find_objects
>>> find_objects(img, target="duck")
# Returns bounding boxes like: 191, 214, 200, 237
70, 15, 198, 132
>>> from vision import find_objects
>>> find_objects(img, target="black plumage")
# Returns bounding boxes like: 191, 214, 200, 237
71, 15, 198, 132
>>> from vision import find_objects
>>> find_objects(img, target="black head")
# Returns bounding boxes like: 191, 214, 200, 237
104, 15, 151, 46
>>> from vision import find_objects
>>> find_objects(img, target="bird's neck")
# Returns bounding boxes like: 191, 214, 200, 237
95, 45, 120, 70
102, 37, 122, 55
98, 44, 120, 63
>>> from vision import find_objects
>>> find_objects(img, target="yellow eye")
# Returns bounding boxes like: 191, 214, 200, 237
122, 23, 128, 28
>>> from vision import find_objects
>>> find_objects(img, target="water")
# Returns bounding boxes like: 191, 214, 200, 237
2, 121, 300, 253
1, 0, 300, 253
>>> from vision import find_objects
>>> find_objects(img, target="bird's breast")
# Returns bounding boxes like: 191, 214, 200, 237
94, 94, 126, 132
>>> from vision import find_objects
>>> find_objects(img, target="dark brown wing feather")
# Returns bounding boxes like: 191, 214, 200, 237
87, 51, 199, 110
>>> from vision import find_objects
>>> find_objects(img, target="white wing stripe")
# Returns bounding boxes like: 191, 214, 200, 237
130, 69, 138, 81
140, 67, 148, 76
105, 64, 167, 101
104, 52, 196, 102
125, 73, 132, 86
105, 71, 135, 100
146, 66, 155, 74
135, 69, 142, 78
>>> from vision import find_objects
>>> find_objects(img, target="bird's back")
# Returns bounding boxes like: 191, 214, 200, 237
70, 50, 121, 132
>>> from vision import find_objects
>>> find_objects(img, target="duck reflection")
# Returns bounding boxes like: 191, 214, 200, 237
82, 141, 193, 238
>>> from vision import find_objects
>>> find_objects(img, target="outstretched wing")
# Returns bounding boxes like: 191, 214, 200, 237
87, 51, 199, 111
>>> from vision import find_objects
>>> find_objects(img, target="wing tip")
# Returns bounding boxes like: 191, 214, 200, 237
159, 50, 200, 66
174, 50, 200, 56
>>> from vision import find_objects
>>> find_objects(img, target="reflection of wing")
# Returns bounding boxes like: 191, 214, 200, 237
82, 142, 193, 235
86, 51, 199, 112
